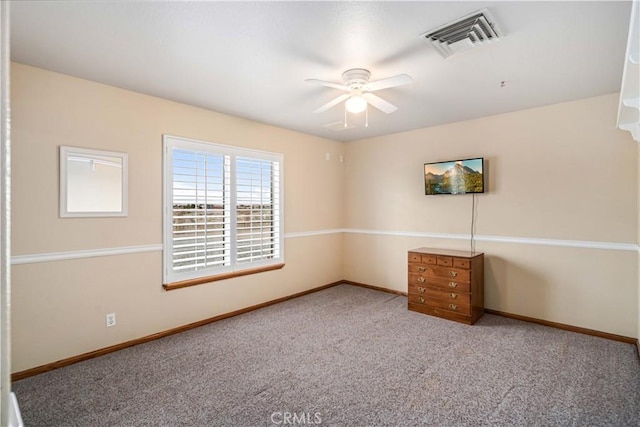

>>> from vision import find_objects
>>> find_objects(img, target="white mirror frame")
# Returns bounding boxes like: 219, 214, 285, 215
59, 146, 128, 218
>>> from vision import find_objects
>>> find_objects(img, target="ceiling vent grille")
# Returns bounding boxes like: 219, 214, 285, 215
420, 9, 502, 59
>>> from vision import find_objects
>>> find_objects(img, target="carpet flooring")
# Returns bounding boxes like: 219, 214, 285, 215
12, 284, 640, 426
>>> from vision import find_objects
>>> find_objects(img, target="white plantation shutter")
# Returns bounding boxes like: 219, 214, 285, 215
171, 150, 231, 273
163, 136, 283, 285
235, 157, 281, 264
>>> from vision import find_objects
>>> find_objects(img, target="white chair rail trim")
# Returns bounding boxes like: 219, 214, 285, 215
11, 229, 638, 265
344, 228, 638, 252
11, 244, 163, 265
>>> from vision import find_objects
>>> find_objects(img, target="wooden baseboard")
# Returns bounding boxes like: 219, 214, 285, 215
12, 281, 343, 382
484, 308, 636, 344
341, 280, 408, 297
637, 339, 640, 361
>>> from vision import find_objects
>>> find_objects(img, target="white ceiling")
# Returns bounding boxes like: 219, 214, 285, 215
10, 1, 633, 142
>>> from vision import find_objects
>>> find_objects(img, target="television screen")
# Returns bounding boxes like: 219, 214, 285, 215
424, 158, 484, 195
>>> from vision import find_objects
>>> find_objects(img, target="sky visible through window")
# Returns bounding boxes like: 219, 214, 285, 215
172, 150, 273, 205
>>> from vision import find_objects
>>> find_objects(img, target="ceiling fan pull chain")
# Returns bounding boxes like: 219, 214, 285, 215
344, 104, 348, 128
365, 104, 369, 128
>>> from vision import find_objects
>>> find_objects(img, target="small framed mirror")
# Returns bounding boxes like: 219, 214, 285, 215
60, 146, 128, 217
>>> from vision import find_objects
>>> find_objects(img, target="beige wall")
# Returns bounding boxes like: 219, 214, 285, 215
344, 93, 638, 338
11, 62, 639, 373
11, 63, 345, 372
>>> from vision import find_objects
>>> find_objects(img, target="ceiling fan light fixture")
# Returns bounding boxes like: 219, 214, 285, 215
345, 95, 367, 113
307, 68, 411, 118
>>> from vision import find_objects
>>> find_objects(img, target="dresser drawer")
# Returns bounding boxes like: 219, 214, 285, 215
408, 253, 422, 263
408, 304, 475, 324
422, 254, 437, 265
408, 293, 471, 315
426, 266, 470, 282
408, 264, 429, 274
408, 284, 470, 302
453, 258, 470, 269
409, 274, 470, 292
436, 256, 452, 266
409, 273, 429, 286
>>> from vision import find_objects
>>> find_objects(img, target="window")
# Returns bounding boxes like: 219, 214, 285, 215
163, 135, 284, 289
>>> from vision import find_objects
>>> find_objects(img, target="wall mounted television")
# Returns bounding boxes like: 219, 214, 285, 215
424, 157, 484, 195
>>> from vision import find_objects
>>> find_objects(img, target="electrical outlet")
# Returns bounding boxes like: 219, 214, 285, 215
106, 312, 116, 328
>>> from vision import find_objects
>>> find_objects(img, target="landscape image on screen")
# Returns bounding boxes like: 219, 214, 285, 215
424, 158, 484, 195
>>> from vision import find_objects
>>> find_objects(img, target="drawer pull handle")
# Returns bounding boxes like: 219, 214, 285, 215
418, 286, 425, 293
419, 297, 425, 304
449, 293, 457, 299
449, 271, 458, 277
449, 304, 458, 311
418, 266, 426, 272
448, 282, 458, 288
417, 277, 426, 283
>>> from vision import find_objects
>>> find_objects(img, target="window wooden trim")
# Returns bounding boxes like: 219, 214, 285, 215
163, 263, 285, 291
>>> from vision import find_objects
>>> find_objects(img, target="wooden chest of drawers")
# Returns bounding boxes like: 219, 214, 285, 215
408, 248, 484, 325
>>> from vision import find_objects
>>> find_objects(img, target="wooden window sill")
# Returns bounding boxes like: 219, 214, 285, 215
163, 263, 285, 291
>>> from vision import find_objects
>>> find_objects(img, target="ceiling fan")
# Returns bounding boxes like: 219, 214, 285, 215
306, 68, 413, 116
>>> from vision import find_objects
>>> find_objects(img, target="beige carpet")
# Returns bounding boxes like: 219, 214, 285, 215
12, 284, 640, 426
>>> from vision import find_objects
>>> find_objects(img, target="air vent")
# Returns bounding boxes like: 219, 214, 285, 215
421, 9, 502, 59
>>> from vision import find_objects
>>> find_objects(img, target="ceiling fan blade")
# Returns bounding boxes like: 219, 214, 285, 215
305, 79, 350, 91
363, 93, 398, 114
313, 94, 350, 113
364, 74, 413, 92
